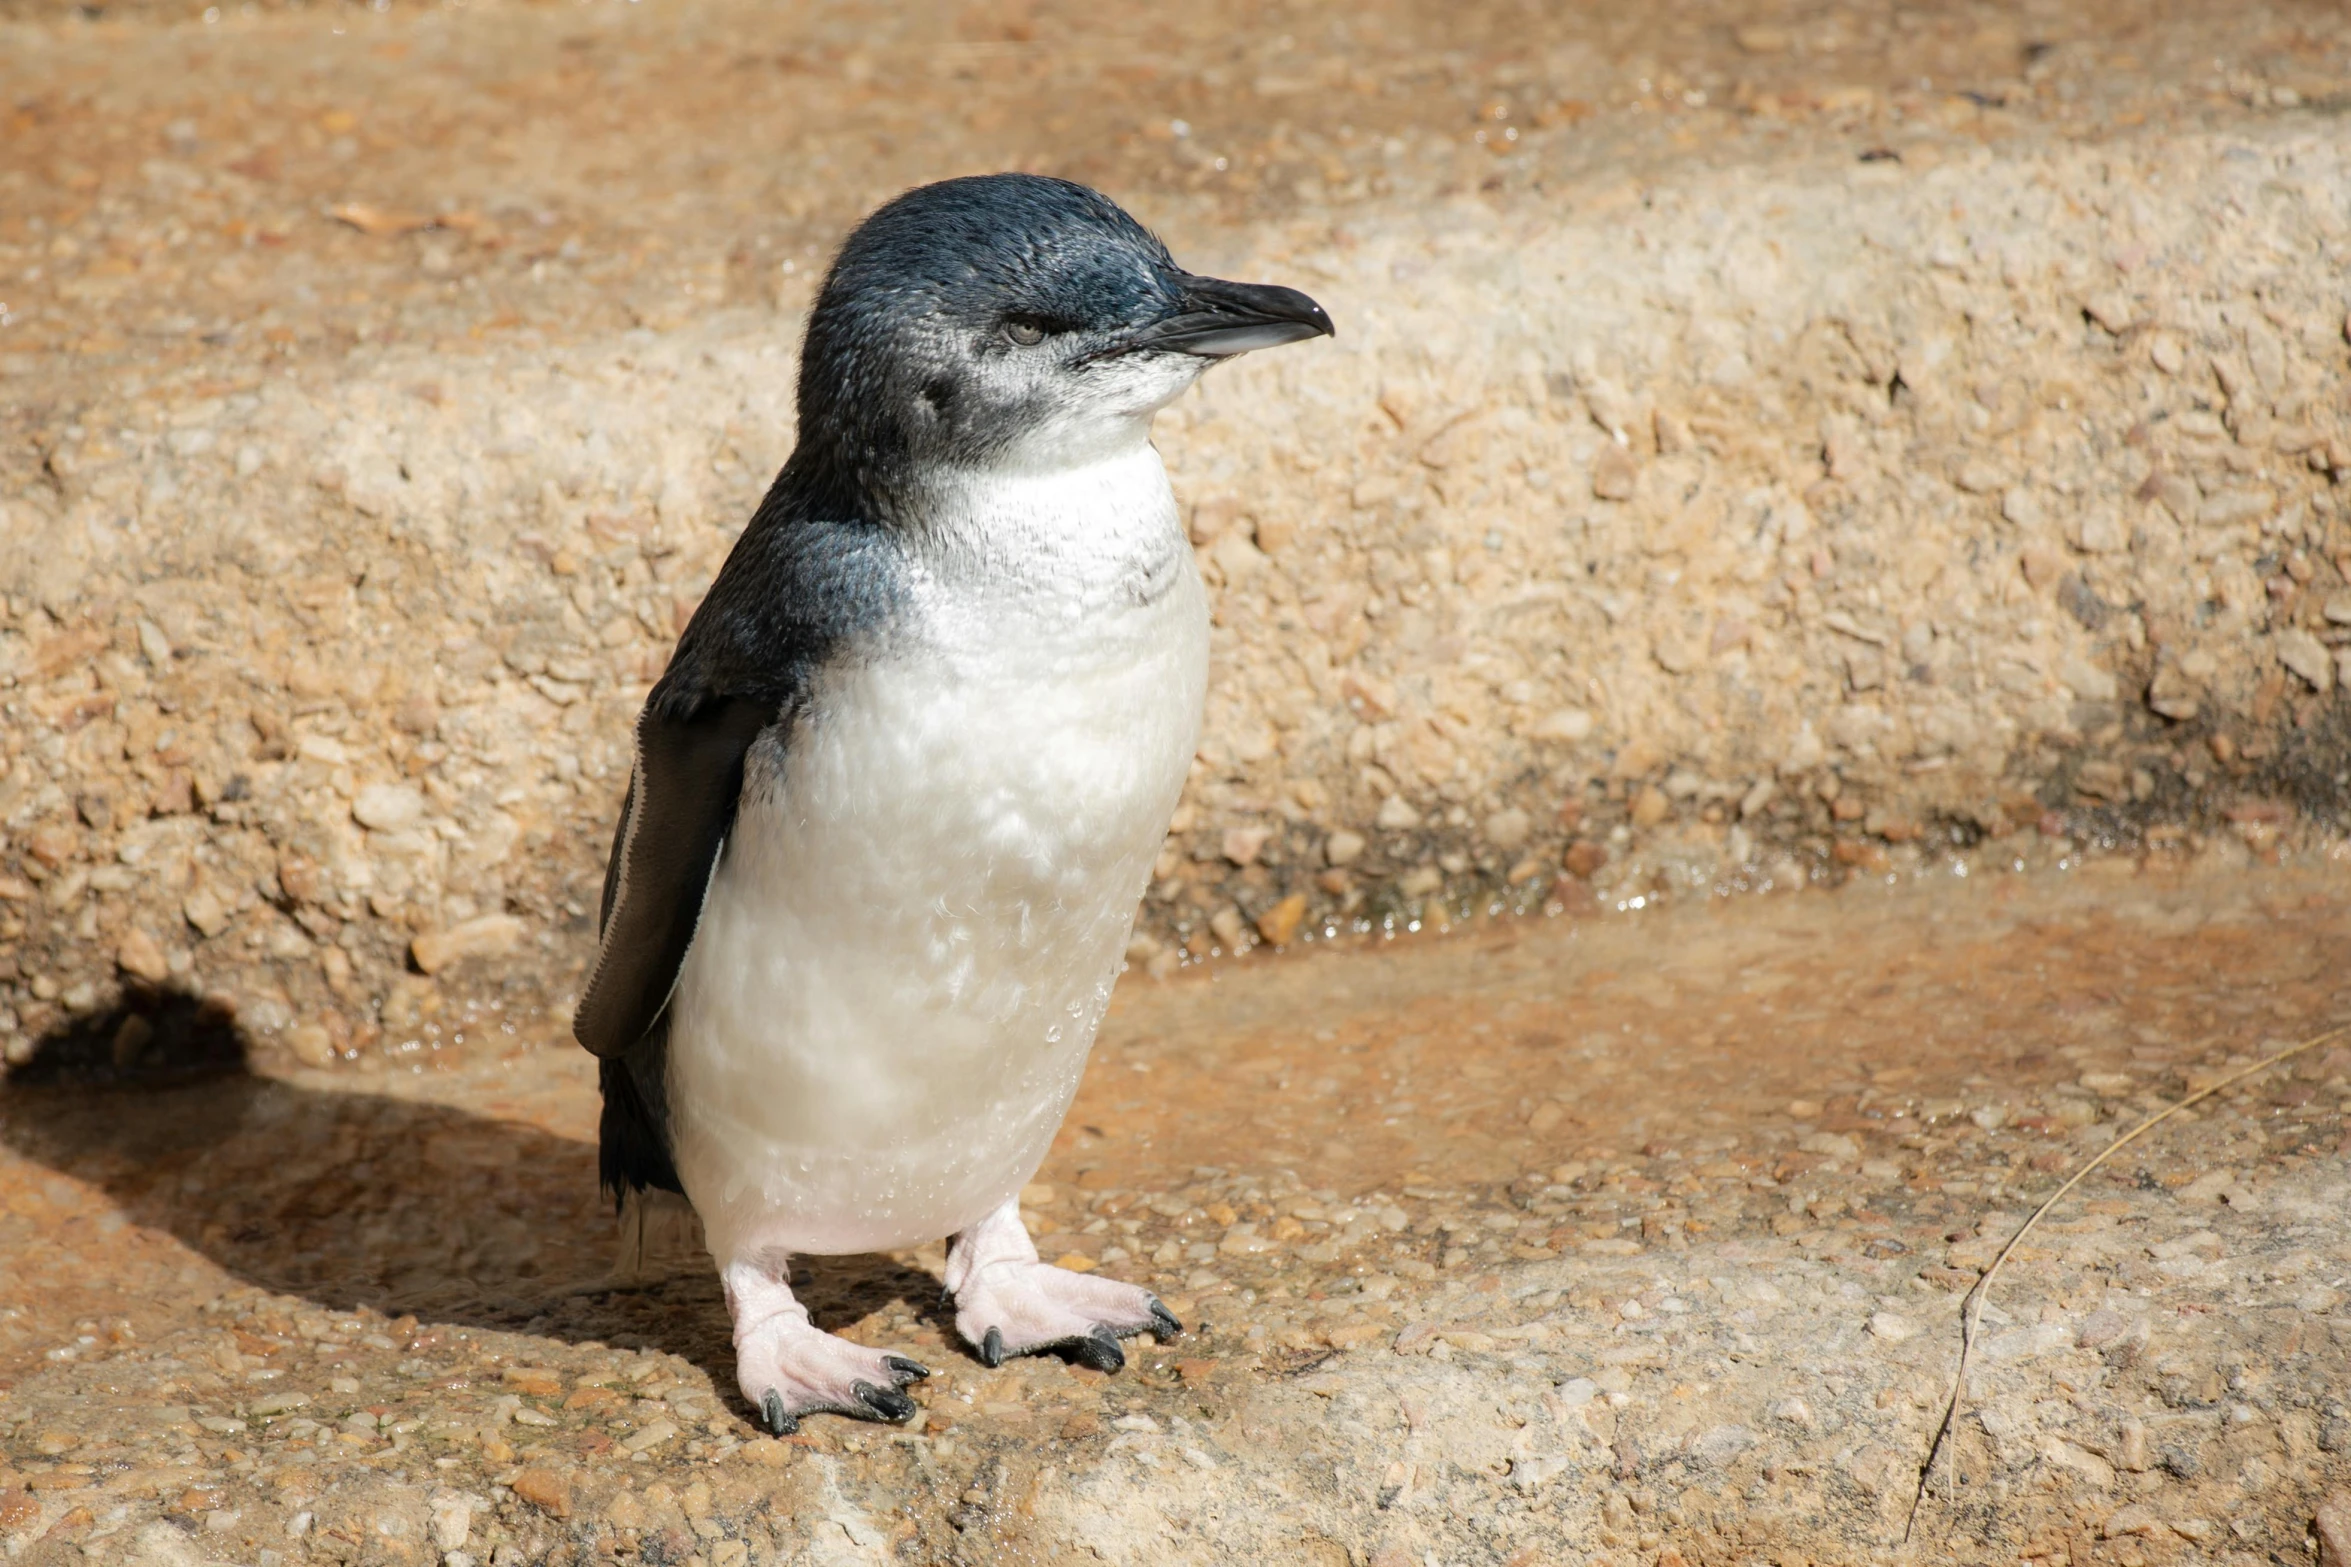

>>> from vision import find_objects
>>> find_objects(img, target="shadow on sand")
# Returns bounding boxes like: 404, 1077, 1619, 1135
0, 987, 942, 1392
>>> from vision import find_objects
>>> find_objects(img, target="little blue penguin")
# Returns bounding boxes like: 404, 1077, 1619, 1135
573, 173, 1332, 1432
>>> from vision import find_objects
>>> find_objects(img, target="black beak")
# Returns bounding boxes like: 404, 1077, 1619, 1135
1098, 273, 1334, 360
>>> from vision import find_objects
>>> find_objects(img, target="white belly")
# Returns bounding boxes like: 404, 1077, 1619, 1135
667, 496, 1207, 1258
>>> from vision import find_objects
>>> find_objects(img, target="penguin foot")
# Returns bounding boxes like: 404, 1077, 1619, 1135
944, 1196, 1180, 1371
734, 1321, 929, 1433
722, 1252, 927, 1433
953, 1259, 1179, 1369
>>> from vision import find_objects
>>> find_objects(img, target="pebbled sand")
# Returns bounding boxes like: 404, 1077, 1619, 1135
3, 0, 2351, 1057
4, 863, 2350, 1563
2, 0, 2350, 1559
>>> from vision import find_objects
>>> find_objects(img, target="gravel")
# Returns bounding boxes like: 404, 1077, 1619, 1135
3, 0, 2351, 1559
3, 0, 2351, 1072
2, 864, 2348, 1562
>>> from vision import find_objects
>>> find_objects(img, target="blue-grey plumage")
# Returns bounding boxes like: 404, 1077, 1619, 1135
574, 173, 1331, 1432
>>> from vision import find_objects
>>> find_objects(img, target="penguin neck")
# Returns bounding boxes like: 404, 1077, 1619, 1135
887, 427, 1185, 609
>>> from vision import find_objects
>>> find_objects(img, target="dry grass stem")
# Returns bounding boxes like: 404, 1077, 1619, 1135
1903, 1023, 2350, 1542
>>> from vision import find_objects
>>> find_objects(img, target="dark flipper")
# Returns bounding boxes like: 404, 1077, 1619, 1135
577, 694, 775, 1207
575, 694, 777, 1062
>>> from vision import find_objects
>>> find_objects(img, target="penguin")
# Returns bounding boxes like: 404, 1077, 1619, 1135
572, 173, 1332, 1433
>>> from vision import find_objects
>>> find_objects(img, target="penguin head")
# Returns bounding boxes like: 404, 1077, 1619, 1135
797, 173, 1331, 488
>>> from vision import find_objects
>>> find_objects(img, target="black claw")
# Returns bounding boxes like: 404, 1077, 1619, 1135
761, 1389, 798, 1437
1148, 1300, 1184, 1340
980, 1327, 1005, 1368
884, 1354, 931, 1385
1070, 1329, 1126, 1373
854, 1380, 919, 1423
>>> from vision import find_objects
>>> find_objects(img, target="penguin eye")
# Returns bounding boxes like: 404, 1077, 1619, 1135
1001, 317, 1047, 348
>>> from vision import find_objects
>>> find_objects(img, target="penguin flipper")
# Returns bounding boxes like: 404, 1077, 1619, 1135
572, 690, 776, 1061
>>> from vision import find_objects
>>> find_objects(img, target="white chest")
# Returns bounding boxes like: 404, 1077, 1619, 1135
666, 444, 1209, 1257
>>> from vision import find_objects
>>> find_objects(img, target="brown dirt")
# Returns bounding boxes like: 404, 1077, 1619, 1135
3, 862, 2349, 1563
6, 0, 2351, 1071
5, 0, 2351, 1561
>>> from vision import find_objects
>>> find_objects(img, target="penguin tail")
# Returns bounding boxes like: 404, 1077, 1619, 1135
612, 1185, 705, 1285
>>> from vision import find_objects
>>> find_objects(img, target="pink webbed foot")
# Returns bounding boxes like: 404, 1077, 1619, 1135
944, 1198, 1182, 1371
723, 1252, 928, 1433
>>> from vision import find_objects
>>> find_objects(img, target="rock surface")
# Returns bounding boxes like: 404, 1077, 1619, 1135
3, 864, 2350, 1564
4, 0, 2351, 1559
2, 0, 2350, 1060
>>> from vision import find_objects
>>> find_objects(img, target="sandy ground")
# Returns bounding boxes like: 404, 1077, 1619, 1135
3, 861, 2350, 1564
5, 0, 2351, 1561
5, 0, 2351, 1069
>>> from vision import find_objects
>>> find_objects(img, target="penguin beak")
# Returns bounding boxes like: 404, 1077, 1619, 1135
1098, 274, 1334, 359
